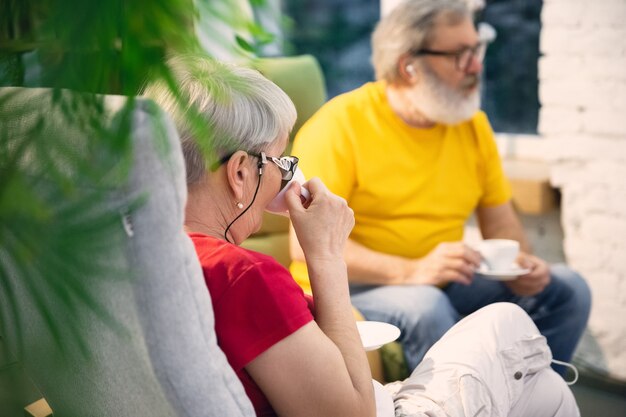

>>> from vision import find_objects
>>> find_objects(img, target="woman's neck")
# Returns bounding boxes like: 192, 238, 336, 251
184, 185, 232, 241
183, 218, 224, 240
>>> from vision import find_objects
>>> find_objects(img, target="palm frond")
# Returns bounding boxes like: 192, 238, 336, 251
0, 0, 275, 362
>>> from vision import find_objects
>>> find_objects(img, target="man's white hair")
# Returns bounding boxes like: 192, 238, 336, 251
372, 0, 471, 84
144, 55, 297, 185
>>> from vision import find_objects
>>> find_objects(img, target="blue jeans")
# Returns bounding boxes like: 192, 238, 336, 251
350, 264, 591, 374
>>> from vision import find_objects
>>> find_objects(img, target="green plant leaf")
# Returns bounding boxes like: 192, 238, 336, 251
0, 0, 280, 400
235, 34, 255, 53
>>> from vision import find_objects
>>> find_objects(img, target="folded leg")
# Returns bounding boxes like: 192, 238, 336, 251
386, 303, 580, 417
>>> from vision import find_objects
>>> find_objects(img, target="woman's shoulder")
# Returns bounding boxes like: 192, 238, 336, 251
189, 233, 294, 285
189, 233, 288, 272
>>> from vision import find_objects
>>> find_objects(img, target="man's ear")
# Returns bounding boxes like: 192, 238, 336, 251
224, 150, 252, 200
399, 55, 419, 84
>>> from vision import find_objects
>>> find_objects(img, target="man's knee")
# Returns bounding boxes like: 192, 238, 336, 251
414, 285, 455, 313
551, 264, 592, 316
416, 286, 459, 328
380, 285, 453, 315
370, 287, 457, 352
352, 285, 457, 325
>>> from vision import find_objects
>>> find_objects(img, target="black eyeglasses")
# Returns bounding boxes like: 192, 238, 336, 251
409, 42, 487, 72
252, 152, 299, 189
211, 151, 299, 189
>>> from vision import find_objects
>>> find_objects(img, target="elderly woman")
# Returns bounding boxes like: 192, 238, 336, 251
144, 56, 580, 417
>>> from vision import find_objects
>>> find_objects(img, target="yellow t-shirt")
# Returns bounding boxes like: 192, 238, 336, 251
290, 81, 511, 293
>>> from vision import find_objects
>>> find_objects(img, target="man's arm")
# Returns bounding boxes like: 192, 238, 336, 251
290, 226, 479, 287
290, 226, 410, 285
475, 201, 531, 252
476, 201, 550, 296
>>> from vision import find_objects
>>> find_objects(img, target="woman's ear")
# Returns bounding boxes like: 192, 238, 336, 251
225, 151, 252, 200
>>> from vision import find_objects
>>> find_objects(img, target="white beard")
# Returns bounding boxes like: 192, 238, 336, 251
407, 62, 481, 125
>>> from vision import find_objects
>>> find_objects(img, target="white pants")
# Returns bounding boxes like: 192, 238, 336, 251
377, 303, 579, 417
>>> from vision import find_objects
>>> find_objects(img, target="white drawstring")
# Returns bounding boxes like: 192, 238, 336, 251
552, 359, 579, 385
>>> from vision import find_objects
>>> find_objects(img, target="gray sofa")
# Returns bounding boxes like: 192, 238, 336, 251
0, 87, 255, 417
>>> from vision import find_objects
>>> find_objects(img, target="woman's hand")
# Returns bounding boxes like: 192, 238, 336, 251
285, 178, 355, 263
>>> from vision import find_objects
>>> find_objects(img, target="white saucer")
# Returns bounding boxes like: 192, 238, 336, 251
356, 321, 401, 351
476, 263, 531, 280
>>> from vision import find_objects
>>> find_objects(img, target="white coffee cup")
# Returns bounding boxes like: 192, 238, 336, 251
477, 239, 519, 271
265, 167, 311, 216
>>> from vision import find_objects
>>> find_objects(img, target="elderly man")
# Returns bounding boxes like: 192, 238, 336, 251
289, 0, 591, 374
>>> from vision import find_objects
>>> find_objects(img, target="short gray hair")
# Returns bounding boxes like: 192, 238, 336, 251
372, 0, 470, 84
144, 55, 297, 185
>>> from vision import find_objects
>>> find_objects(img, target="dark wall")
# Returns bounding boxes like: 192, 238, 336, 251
283, 0, 379, 99
283, 0, 542, 134
480, 0, 542, 134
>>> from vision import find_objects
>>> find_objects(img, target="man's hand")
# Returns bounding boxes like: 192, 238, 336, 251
506, 252, 550, 296
405, 242, 482, 286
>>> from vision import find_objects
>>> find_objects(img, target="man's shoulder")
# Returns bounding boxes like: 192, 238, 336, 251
295, 82, 382, 146
455, 110, 494, 142
466, 110, 490, 127
317, 81, 382, 118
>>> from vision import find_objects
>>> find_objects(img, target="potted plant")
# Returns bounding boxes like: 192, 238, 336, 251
0, 0, 277, 414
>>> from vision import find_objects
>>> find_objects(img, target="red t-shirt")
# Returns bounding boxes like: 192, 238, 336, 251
189, 233, 315, 416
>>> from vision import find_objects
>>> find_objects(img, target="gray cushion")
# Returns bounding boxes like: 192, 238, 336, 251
0, 87, 254, 417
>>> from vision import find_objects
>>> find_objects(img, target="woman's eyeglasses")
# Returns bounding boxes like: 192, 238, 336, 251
253, 152, 299, 190
211, 151, 299, 189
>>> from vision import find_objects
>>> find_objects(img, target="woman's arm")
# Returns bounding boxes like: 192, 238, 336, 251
246, 295, 375, 417
246, 179, 375, 417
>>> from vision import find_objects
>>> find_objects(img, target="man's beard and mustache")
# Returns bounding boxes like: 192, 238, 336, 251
407, 62, 481, 125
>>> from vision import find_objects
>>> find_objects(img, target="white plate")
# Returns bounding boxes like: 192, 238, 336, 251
476, 263, 531, 280
356, 321, 401, 351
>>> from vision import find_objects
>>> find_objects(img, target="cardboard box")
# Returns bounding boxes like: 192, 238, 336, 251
503, 159, 557, 214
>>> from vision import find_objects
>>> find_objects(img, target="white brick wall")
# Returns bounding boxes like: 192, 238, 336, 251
542, 0, 626, 28
541, 0, 626, 380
